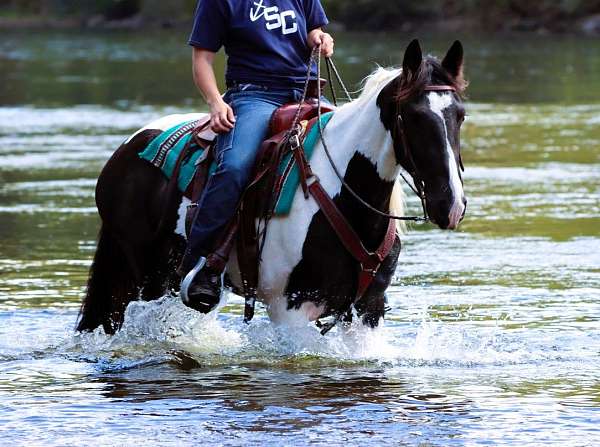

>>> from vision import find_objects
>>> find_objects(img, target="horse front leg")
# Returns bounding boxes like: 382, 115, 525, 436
354, 237, 402, 328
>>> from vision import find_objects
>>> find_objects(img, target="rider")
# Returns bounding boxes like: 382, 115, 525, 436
178, 0, 335, 312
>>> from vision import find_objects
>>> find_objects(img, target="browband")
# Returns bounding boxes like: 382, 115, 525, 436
424, 85, 456, 92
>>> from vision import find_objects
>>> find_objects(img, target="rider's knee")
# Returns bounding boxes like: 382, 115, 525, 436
220, 161, 252, 187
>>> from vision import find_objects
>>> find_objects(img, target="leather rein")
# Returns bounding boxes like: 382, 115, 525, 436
287, 48, 458, 334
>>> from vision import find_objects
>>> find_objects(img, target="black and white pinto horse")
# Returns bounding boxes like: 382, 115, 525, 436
77, 40, 468, 334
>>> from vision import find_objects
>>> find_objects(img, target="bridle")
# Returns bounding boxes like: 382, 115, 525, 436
394, 84, 458, 222
303, 46, 459, 223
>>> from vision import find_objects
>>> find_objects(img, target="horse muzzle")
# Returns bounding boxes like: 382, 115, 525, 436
427, 196, 467, 230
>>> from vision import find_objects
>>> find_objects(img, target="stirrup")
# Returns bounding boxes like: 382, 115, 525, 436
180, 257, 207, 306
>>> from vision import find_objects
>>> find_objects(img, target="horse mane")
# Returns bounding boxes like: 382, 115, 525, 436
356, 67, 401, 102
390, 181, 406, 235
356, 56, 468, 103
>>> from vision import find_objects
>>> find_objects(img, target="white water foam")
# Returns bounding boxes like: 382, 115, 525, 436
67, 294, 402, 368
63, 294, 568, 371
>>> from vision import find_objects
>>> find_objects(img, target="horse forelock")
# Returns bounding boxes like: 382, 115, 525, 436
356, 56, 467, 107
397, 56, 468, 102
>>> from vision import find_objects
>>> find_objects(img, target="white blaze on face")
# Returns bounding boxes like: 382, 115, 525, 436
427, 92, 465, 229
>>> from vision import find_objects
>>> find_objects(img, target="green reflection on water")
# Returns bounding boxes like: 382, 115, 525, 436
1, 30, 600, 106
0, 30, 599, 446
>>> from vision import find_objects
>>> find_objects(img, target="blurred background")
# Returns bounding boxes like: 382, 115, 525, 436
0, 1, 599, 446
1, 0, 600, 34
1, 0, 600, 107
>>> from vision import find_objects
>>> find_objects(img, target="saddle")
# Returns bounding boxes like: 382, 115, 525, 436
174, 84, 398, 333
182, 95, 335, 262
168, 81, 335, 322
189, 98, 334, 151
188, 78, 330, 151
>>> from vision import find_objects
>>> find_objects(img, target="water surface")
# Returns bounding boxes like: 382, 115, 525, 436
0, 30, 599, 446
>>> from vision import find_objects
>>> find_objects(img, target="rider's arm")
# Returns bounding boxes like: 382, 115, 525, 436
304, 0, 332, 56
192, 48, 235, 134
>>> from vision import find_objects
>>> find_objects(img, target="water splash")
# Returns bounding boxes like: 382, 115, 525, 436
401, 316, 534, 367
62, 293, 570, 372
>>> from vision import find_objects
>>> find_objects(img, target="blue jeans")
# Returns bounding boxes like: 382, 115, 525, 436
186, 85, 303, 259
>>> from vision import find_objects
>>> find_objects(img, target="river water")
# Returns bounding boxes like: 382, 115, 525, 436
0, 30, 599, 446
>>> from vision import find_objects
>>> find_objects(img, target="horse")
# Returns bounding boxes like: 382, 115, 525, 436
76, 39, 468, 335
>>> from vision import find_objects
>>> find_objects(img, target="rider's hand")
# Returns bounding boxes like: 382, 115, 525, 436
209, 98, 236, 134
308, 29, 334, 58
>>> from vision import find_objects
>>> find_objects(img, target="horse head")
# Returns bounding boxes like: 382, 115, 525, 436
378, 39, 468, 230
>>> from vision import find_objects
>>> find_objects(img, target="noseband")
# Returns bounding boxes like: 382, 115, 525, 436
394, 85, 457, 221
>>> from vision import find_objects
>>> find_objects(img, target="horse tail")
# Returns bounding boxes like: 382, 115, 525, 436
76, 224, 137, 334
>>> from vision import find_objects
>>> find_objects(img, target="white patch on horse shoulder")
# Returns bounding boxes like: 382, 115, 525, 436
125, 113, 208, 144
175, 197, 191, 238
427, 92, 465, 228
255, 76, 404, 307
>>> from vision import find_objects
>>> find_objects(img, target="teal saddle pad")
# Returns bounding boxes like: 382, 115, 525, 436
138, 120, 209, 193
138, 112, 334, 216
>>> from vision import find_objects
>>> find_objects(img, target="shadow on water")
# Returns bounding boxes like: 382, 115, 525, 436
95, 362, 474, 427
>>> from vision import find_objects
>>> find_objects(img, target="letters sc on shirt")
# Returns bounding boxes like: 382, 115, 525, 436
250, 0, 298, 35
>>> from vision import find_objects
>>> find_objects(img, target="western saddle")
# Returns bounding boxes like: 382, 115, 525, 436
175, 83, 336, 309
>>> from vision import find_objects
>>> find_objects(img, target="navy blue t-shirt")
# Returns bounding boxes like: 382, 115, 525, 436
189, 0, 329, 88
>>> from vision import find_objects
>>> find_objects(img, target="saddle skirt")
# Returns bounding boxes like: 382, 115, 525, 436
138, 100, 335, 215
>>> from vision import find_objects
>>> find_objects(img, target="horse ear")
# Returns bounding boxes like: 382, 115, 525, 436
403, 39, 423, 75
442, 40, 464, 79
